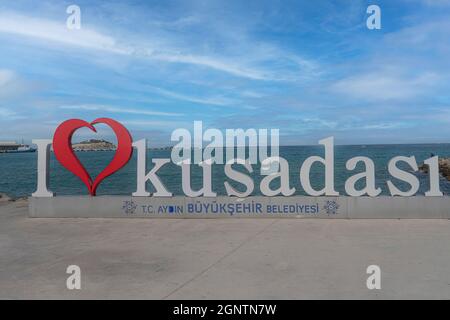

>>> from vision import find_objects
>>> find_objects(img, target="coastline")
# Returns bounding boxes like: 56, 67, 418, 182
0, 192, 11, 203
0, 192, 27, 204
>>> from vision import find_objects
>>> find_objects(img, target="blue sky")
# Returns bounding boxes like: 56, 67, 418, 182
0, 0, 449, 146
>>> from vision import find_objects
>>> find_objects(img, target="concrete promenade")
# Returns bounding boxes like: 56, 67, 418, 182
1, 200, 450, 299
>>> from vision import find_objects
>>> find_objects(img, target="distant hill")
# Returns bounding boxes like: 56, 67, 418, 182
72, 139, 116, 151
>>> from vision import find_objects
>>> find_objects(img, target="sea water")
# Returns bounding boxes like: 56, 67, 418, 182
0, 144, 449, 198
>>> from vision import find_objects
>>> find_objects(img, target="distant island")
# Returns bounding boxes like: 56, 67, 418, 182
72, 139, 116, 152
67, 140, 173, 152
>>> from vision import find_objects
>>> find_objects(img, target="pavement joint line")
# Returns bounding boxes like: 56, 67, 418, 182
161, 219, 279, 300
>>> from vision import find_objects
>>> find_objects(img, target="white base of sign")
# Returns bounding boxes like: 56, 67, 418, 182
28, 196, 450, 219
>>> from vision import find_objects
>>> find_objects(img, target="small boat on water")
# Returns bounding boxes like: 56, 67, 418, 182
5, 145, 36, 153
0, 141, 36, 153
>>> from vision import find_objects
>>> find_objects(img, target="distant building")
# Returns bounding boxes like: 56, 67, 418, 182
0, 141, 35, 153
0, 141, 21, 152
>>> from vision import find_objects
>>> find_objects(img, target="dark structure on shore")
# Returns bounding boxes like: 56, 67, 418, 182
419, 158, 450, 181
0, 141, 35, 153
0, 141, 21, 152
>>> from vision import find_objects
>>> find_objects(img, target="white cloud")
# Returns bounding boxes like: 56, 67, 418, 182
357, 122, 412, 130
383, 19, 450, 52
0, 69, 34, 99
300, 117, 338, 129
0, 107, 24, 121
0, 70, 15, 87
0, 12, 271, 80
149, 86, 238, 106
0, 12, 125, 54
240, 90, 265, 98
420, 0, 450, 6
149, 53, 269, 80
59, 104, 183, 117
0, 107, 16, 118
0, 11, 319, 82
413, 107, 450, 124
331, 71, 440, 101
122, 120, 191, 128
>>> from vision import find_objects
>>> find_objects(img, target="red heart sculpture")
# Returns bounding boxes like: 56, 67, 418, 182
53, 118, 133, 196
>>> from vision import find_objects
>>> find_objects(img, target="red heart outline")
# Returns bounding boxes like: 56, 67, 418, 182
53, 118, 133, 196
